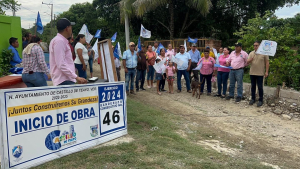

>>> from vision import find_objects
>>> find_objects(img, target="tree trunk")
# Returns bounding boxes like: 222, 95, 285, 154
169, 0, 174, 40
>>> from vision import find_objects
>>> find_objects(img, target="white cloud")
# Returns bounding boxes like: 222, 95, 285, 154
275, 4, 300, 19
4, 0, 93, 28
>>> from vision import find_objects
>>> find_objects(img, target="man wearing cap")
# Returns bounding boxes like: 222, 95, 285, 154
123, 42, 138, 95
136, 44, 148, 91
201, 46, 215, 59
226, 43, 249, 102
49, 18, 87, 86
247, 41, 269, 107
188, 43, 201, 82
174, 45, 192, 93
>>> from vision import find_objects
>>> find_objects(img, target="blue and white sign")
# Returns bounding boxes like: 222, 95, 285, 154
256, 40, 277, 56
0, 82, 127, 169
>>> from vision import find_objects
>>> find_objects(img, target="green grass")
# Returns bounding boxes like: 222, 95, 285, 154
33, 99, 272, 169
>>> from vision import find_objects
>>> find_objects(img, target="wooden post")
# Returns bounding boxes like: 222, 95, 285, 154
97, 42, 104, 79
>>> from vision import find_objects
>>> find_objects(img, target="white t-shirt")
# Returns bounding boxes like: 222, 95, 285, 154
74, 42, 89, 65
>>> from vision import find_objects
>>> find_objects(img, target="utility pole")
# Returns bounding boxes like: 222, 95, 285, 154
42, 2, 53, 37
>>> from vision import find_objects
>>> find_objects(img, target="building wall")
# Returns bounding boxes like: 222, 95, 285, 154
0, 15, 22, 57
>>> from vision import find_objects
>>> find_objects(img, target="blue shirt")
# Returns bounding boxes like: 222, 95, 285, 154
23, 40, 29, 49
175, 52, 191, 70
188, 49, 201, 63
123, 49, 138, 68
8, 45, 22, 67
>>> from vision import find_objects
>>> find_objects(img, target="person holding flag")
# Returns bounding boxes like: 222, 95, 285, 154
136, 44, 148, 91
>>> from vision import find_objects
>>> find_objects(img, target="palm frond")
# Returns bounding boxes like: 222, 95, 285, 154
186, 0, 212, 16
133, 0, 169, 17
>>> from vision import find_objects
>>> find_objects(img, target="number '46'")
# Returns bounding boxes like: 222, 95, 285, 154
103, 110, 120, 125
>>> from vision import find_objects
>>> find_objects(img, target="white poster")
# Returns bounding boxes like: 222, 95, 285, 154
0, 82, 127, 169
103, 42, 116, 82
256, 40, 277, 56
99, 44, 108, 80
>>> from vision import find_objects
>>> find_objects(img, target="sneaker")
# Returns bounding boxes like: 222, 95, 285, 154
141, 88, 146, 91
187, 90, 192, 93
214, 94, 221, 97
130, 91, 136, 95
257, 101, 263, 107
220, 95, 226, 98
126, 91, 129, 96
226, 96, 234, 100
177, 90, 181, 93
161, 89, 167, 92
207, 93, 211, 96
249, 100, 255, 105
235, 97, 242, 102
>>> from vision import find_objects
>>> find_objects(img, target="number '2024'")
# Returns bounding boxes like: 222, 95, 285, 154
102, 90, 121, 102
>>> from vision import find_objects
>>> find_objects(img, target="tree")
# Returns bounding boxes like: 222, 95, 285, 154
121, 0, 212, 39
0, 0, 20, 15
235, 11, 300, 89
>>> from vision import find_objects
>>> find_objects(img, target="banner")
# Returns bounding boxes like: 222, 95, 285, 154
0, 82, 127, 169
256, 40, 277, 56
137, 37, 141, 52
79, 24, 94, 44
140, 24, 151, 38
214, 64, 232, 69
111, 32, 117, 43
94, 29, 101, 39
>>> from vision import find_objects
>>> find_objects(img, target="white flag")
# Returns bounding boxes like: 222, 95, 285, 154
117, 42, 122, 58
184, 40, 187, 52
93, 39, 99, 61
79, 24, 94, 44
140, 24, 151, 38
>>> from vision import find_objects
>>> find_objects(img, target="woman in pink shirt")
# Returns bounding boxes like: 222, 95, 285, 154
198, 49, 215, 95
215, 47, 231, 98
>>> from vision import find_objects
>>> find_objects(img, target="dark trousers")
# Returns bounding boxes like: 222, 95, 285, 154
250, 75, 264, 102
116, 67, 121, 81
136, 69, 146, 89
217, 71, 229, 95
189, 62, 199, 82
159, 73, 166, 90
200, 73, 212, 93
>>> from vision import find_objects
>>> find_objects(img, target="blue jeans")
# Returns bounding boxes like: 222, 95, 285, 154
88, 58, 93, 73
229, 69, 244, 98
136, 69, 146, 89
177, 70, 191, 91
75, 64, 87, 79
125, 68, 136, 91
217, 71, 229, 95
200, 73, 212, 93
147, 65, 155, 80
22, 72, 48, 87
59, 81, 75, 86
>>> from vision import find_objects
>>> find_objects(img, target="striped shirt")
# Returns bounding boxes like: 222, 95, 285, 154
22, 45, 49, 74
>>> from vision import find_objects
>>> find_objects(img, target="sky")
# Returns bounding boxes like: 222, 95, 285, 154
4, 1, 300, 29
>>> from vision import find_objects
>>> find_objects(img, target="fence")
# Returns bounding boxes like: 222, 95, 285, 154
144, 39, 222, 53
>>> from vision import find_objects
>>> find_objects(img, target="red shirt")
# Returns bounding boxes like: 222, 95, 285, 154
68, 43, 75, 61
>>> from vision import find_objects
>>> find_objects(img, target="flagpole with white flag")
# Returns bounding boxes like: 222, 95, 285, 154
140, 24, 151, 38
78, 24, 94, 44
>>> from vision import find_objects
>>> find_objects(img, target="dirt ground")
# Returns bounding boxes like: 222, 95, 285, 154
50, 62, 300, 168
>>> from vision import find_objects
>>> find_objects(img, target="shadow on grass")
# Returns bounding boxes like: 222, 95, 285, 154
33, 99, 272, 169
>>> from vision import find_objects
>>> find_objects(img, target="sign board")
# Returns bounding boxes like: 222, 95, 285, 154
98, 39, 118, 82
256, 40, 277, 56
0, 82, 127, 169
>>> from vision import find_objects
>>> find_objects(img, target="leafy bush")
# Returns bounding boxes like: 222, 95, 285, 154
234, 11, 300, 89
0, 49, 13, 77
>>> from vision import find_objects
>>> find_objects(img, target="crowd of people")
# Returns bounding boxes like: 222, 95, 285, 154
123, 40, 269, 107
6, 18, 269, 107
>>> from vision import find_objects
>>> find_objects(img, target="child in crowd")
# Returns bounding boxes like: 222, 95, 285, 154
166, 62, 175, 94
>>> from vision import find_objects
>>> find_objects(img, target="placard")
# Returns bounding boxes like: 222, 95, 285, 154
256, 40, 277, 56
0, 82, 127, 169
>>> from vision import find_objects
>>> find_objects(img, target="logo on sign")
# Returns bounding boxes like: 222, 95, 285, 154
45, 125, 77, 151
263, 41, 272, 51
12, 145, 23, 158
90, 125, 99, 137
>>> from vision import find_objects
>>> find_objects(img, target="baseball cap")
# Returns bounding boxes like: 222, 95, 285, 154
129, 42, 135, 46
235, 42, 242, 47
57, 18, 75, 31
206, 46, 210, 49
192, 43, 197, 47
